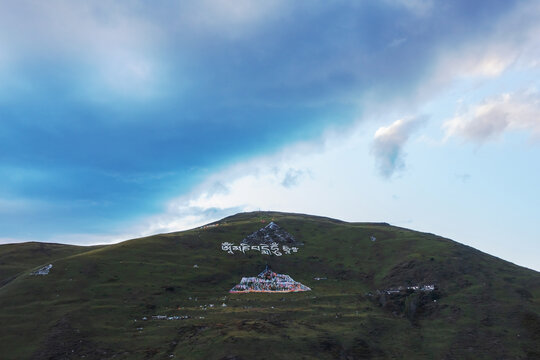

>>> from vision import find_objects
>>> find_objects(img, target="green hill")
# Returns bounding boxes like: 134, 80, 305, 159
0, 212, 538, 359
0, 242, 104, 288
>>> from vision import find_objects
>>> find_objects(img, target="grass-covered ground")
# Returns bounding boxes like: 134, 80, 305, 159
0, 242, 103, 288
0, 211, 538, 359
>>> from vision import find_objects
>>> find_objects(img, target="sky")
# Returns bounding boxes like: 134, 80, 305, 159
1, 0, 539, 271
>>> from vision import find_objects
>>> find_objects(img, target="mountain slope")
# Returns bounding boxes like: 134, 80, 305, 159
0, 212, 538, 359
0, 242, 103, 288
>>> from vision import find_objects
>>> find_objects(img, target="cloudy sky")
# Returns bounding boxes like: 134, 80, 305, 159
1, 0, 539, 271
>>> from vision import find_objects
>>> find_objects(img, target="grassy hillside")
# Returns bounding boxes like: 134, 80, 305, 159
0, 212, 538, 359
0, 242, 103, 288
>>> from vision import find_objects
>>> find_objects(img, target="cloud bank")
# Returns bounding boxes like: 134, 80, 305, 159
444, 90, 540, 143
371, 117, 426, 178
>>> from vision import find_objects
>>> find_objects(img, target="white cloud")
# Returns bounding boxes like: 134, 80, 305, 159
371, 116, 426, 178
0, 1, 295, 102
0, 1, 165, 101
416, 2, 540, 104
0, 1, 159, 57
433, 41, 520, 85
443, 90, 540, 142
117, 129, 365, 235
0, 0, 287, 59
143, 162, 320, 234
127, 114, 430, 237
281, 168, 310, 188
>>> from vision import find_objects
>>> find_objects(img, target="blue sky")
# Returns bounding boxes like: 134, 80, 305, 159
1, 0, 539, 271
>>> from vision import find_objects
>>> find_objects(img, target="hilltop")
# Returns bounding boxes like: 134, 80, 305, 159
0, 211, 538, 359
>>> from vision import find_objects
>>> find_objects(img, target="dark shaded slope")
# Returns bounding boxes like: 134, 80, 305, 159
0, 212, 538, 359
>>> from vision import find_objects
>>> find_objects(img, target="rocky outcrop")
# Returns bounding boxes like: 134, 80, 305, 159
241, 222, 301, 246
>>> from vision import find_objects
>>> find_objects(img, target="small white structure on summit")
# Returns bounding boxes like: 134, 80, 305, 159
30, 264, 53, 276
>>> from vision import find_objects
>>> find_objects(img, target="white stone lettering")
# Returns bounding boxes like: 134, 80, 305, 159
241, 243, 250, 253
221, 242, 233, 254
221, 242, 299, 256
270, 242, 282, 256
260, 244, 271, 255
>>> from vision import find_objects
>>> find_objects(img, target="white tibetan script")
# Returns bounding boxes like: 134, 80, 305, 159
221, 242, 299, 256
